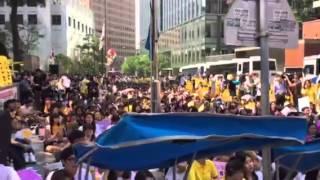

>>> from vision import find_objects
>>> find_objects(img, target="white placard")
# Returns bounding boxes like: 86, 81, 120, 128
298, 97, 310, 112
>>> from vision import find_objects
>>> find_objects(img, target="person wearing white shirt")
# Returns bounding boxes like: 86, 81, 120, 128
165, 162, 187, 180
0, 164, 20, 180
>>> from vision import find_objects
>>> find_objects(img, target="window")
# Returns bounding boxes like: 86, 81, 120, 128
18, 0, 24, 6
238, 64, 242, 72
253, 61, 276, 71
243, 62, 249, 73
27, 0, 37, 7
17, 15, 23, 24
197, 27, 200, 38
73, 19, 76, 28
304, 65, 314, 75
86, 26, 88, 33
68, 17, 71, 26
78, 22, 80, 30
52, 15, 61, 25
205, 24, 211, 37
82, 24, 84, 32
0, 14, 4, 24
28, 14, 37, 25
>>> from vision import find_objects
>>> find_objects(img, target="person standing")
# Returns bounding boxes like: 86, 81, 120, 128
188, 158, 218, 180
0, 99, 17, 165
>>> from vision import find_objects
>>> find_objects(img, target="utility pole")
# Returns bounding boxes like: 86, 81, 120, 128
257, 0, 271, 179
104, 0, 108, 76
216, 0, 222, 54
150, 0, 161, 113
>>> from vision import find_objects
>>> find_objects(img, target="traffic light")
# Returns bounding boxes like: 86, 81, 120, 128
0, 56, 13, 87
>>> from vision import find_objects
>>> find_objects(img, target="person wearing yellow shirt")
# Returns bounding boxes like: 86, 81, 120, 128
186, 80, 194, 93
301, 80, 316, 104
188, 158, 218, 180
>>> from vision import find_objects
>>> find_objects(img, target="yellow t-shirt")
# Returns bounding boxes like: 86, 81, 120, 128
222, 89, 232, 102
186, 80, 194, 92
301, 86, 316, 104
188, 160, 218, 180
215, 81, 222, 96
52, 124, 65, 136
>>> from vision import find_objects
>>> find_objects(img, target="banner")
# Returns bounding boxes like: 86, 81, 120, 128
0, 85, 18, 110
214, 161, 226, 180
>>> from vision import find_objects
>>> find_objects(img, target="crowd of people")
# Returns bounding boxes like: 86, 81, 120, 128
0, 69, 319, 180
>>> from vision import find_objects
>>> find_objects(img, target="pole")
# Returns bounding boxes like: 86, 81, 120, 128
216, 0, 222, 54
151, 0, 161, 113
104, 0, 109, 76
257, 0, 271, 179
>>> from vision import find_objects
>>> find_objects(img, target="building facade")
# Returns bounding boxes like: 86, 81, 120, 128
158, 0, 232, 69
105, 0, 136, 58
51, 0, 95, 59
90, 0, 104, 35
0, 0, 95, 68
139, 0, 151, 50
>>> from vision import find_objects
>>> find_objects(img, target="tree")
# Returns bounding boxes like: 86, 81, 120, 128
1, 23, 44, 60
55, 54, 78, 74
122, 54, 151, 77
122, 53, 172, 77
288, 0, 319, 22
122, 56, 138, 75
20, 25, 44, 55
8, 0, 45, 62
77, 35, 105, 75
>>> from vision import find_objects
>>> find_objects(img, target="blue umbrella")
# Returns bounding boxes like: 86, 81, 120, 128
274, 139, 320, 173
74, 113, 307, 171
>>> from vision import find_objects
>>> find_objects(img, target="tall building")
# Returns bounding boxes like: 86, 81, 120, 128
90, 0, 136, 59
90, 0, 104, 35
135, 0, 140, 50
52, 0, 95, 58
158, 0, 232, 70
105, 0, 136, 58
0, 0, 95, 68
139, 0, 151, 51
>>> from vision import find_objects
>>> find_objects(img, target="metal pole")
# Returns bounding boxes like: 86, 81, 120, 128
151, 0, 161, 113
216, 0, 222, 54
257, 0, 271, 179
104, 0, 109, 76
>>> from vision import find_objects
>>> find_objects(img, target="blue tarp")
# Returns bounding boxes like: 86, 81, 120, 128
74, 113, 307, 171
274, 139, 320, 173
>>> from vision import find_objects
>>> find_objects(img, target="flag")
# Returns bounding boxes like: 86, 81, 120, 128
145, 27, 152, 60
145, 1, 159, 61
99, 23, 105, 51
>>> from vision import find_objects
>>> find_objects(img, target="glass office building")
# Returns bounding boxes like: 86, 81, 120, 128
158, 0, 232, 69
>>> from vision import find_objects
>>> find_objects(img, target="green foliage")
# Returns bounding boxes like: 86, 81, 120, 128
121, 53, 171, 77
289, 0, 318, 22
77, 35, 105, 75
122, 54, 151, 77
56, 35, 105, 75
55, 54, 78, 74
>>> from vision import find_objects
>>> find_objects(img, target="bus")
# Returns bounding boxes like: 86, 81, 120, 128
303, 55, 320, 77
206, 56, 277, 76
179, 63, 207, 76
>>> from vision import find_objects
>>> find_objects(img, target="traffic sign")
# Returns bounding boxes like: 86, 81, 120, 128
224, 0, 299, 49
